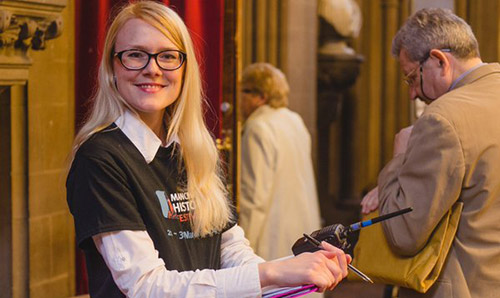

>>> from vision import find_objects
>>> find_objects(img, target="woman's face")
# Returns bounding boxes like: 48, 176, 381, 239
113, 18, 184, 123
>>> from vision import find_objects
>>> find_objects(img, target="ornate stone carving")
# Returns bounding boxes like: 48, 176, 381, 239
0, 0, 66, 56
318, 0, 362, 55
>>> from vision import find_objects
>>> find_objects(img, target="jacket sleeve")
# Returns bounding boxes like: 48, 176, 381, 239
378, 112, 465, 256
239, 123, 276, 254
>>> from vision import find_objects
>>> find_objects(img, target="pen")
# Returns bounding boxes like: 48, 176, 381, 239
302, 233, 373, 284
346, 207, 413, 233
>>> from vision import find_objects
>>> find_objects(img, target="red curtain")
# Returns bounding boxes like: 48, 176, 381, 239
74, 0, 224, 294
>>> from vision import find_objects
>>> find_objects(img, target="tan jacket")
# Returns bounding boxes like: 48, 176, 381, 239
378, 63, 500, 298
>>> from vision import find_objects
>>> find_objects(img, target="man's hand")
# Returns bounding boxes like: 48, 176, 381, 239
393, 125, 414, 156
360, 186, 379, 214
361, 126, 414, 214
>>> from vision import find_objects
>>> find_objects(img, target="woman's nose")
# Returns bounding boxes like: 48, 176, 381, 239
142, 58, 163, 76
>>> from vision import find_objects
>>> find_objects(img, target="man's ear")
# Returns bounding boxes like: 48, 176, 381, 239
430, 49, 451, 74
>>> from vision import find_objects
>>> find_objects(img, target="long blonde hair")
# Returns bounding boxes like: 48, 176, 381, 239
69, 0, 232, 237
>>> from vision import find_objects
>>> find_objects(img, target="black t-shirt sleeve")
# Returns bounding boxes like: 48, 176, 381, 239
67, 153, 146, 249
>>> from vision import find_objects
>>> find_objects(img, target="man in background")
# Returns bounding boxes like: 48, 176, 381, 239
238, 63, 322, 261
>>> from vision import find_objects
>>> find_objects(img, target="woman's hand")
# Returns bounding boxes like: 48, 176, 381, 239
258, 242, 351, 292
360, 186, 379, 214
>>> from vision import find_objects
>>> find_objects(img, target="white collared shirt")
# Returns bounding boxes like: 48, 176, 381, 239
93, 110, 264, 297
114, 110, 179, 163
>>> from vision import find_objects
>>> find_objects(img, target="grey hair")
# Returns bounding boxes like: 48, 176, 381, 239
392, 8, 480, 62
241, 62, 289, 108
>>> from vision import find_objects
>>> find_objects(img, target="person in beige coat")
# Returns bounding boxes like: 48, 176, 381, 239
239, 63, 322, 261
363, 8, 500, 297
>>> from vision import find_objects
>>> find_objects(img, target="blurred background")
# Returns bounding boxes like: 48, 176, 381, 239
1, 0, 498, 297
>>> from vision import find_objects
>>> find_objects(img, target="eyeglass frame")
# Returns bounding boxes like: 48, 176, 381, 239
241, 88, 261, 95
403, 48, 452, 101
240, 88, 266, 99
114, 49, 187, 71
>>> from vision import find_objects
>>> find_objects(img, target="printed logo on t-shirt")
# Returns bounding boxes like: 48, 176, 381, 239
155, 190, 194, 222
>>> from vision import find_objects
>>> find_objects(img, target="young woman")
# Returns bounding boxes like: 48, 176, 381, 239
66, 1, 350, 297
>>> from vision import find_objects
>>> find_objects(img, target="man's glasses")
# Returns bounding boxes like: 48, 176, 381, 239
403, 66, 419, 86
403, 48, 452, 102
114, 49, 186, 71
403, 48, 452, 87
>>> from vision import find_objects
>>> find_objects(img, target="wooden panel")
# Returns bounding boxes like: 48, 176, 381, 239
353, 0, 384, 193
0, 86, 13, 298
467, 0, 500, 62
352, 0, 413, 197
222, 0, 238, 205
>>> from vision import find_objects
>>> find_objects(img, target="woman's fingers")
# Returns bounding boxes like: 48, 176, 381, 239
258, 244, 350, 292
321, 242, 349, 277
312, 242, 350, 291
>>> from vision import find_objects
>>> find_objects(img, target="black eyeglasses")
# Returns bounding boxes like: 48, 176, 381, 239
114, 49, 186, 71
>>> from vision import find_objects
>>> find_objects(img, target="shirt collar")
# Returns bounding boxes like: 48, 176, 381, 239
449, 62, 487, 91
115, 109, 179, 163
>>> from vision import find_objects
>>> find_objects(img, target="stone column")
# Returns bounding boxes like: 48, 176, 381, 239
0, 1, 72, 297
316, 0, 363, 225
317, 52, 363, 208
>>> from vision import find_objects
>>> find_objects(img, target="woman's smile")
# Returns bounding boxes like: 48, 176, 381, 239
135, 82, 166, 93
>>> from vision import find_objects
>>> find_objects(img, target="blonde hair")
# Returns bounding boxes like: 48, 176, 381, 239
241, 62, 289, 108
69, 0, 232, 237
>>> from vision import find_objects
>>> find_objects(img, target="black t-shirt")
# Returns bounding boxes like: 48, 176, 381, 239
67, 124, 224, 297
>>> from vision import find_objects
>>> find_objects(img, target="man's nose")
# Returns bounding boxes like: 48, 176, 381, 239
409, 85, 419, 100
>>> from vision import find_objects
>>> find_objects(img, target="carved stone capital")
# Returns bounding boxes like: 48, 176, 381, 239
0, 0, 67, 65
318, 53, 364, 91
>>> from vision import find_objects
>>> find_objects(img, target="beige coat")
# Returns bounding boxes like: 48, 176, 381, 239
239, 105, 322, 261
378, 63, 500, 298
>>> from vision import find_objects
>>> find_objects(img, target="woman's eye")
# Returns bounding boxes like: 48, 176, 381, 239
159, 52, 178, 60
126, 51, 146, 59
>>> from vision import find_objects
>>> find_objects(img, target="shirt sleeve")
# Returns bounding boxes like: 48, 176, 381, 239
93, 227, 263, 298
239, 123, 276, 252
378, 112, 466, 256
67, 153, 146, 248
221, 224, 265, 268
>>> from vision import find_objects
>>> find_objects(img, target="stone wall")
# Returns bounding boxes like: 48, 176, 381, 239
0, 0, 75, 297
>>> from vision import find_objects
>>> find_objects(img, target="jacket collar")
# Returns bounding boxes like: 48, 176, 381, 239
246, 104, 274, 122
115, 109, 179, 163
